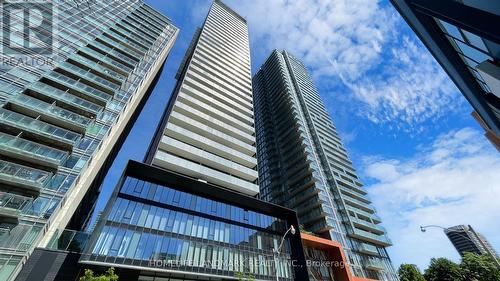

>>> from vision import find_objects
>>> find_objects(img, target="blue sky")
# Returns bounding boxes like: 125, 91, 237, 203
94, 0, 500, 271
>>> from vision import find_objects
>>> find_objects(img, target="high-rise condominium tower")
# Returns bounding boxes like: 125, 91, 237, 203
146, 0, 258, 197
445, 225, 499, 258
253, 50, 397, 280
0, 1, 178, 280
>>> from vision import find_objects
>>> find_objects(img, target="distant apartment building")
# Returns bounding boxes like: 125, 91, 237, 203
445, 225, 499, 257
253, 50, 398, 280
390, 0, 500, 151
0, 1, 178, 280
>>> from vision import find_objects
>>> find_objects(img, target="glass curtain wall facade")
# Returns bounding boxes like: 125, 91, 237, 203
148, 0, 259, 196
390, 0, 500, 150
79, 161, 307, 281
253, 50, 397, 280
0, 1, 178, 280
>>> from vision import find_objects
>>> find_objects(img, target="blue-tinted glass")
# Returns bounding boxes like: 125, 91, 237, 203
126, 232, 140, 259
118, 230, 133, 257
153, 184, 162, 202
144, 206, 155, 228
109, 228, 125, 256
160, 186, 169, 204
152, 208, 162, 229
147, 183, 156, 200
130, 202, 142, 225
137, 205, 149, 227
462, 29, 488, 52
140, 181, 150, 198
455, 39, 492, 63
134, 233, 148, 259
142, 234, 156, 260
132, 179, 142, 194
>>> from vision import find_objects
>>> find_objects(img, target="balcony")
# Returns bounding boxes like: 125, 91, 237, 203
9, 94, 91, 133
343, 196, 375, 213
0, 108, 81, 150
0, 159, 52, 192
68, 54, 125, 85
358, 243, 379, 256
339, 186, 370, 203
44, 71, 112, 106
88, 41, 137, 68
0, 132, 68, 168
350, 217, 386, 235
79, 47, 132, 76
110, 25, 152, 49
27, 82, 103, 118
345, 206, 381, 223
365, 258, 386, 271
105, 30, 147, 55
58, 62, 120, 95
95, 34, 142, 60
347, 228, 392, 247
0, 192, 32, 219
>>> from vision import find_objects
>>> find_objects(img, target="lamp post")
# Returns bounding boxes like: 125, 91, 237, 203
420, 225, 500, 269
273, 225, 296, 281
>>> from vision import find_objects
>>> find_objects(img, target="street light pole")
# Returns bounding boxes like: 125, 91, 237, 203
420, 225, 500, 269
273, 225, 296, 281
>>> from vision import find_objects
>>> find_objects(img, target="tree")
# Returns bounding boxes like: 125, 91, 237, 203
235, 271, 255, 281
424, 258, 462, 281
460, 252, 500, 281
79, 268, 118, 281
398, 264, 426, 281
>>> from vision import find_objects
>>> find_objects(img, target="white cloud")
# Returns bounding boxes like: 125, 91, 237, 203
363, 127, 500, 269
226, 0, 466, 132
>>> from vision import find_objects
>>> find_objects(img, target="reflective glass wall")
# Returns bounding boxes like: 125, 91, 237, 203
81, 174, 296, 280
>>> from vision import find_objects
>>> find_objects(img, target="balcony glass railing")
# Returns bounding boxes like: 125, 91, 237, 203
359, 243, 379, 255
339, 186, 370, 203
0, 132, 68, 166
69, 55, 125, 84
0, 192, 32, 216
350, 217, 386, 234
79, 47, 132, 75
106, 30, 147, 54
11, 95, 92, 131
0, 223, 43, 252
129, 11, 163, 34
47, 229, 90, 253
119, 20, 157, 43
88, 41, 137, 68
96, 34, 142, 60
45, 72, 112, 105
0, 108, 81, 146
27, 82, 103, 116
0, 159, 52, 189
365, 259, 385, 270
58, 62, 119, 93
111, 25, 152, 48
348, 228, 392, 246
343, 196, 374, 212
345, 206, 381, 223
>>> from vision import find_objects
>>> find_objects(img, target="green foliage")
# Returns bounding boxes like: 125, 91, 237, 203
79, 268, 118, 281
423, 258, 462, 281
235, 271, 255, 281
460, 252, 500, 281
398, 264, 425, 281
